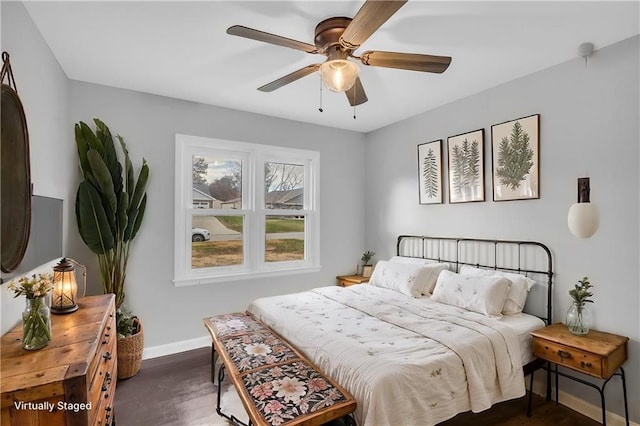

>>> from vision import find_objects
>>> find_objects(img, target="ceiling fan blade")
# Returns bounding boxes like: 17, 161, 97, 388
227, 25, 319, 54
360, 51, 451, 73
339, 0, 407, 50
258, 64, 321, 92
345, 77, 368, 106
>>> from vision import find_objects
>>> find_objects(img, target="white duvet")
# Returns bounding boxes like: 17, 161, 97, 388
248, 285, 526, 426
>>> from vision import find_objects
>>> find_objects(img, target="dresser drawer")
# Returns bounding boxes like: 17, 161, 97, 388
533, 338, 604, 378
89, 308, 116, 426
88, 310, 116, 385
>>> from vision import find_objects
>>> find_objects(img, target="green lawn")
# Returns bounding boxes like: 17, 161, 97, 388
265, 217, 304, 233
216, 216, 304, 233
192, 238, 303, 267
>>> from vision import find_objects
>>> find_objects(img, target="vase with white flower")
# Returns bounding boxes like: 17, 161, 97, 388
565, 276, 593, 336
8, 273, 54, 350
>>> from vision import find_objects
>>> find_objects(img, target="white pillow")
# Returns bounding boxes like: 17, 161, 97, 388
369, 261, 448, 297
431, 270, 511, 317
459, 265, 536, 315
389, 256, 432, 265
389, 256, 454, 272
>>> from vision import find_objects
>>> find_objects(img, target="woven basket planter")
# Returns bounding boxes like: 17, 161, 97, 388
117, 318, 144, 379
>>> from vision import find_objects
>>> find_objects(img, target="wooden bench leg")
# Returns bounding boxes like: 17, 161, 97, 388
211, 343, 218, 383
215, 364, 250, 426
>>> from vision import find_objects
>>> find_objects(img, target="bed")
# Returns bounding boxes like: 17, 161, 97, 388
247, 236, 553, 426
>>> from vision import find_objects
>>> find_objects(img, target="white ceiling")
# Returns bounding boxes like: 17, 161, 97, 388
24, 1, 639, 133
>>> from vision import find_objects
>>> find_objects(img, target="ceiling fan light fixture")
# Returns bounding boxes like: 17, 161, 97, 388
319, 59, 359, 92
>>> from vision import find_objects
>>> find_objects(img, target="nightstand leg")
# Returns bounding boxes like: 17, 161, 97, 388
546, 361, 552, 401
526, 370, 535, 417
554, 363, 559, 405
600, 389, 607, 425
620, 367, 629, 426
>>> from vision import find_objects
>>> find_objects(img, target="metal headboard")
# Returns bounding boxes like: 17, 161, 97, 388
396, 235, 554, 325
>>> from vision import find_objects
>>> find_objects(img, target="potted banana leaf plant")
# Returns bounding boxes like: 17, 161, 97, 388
74, 118, 149, 379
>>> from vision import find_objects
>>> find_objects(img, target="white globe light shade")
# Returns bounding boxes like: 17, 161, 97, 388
319, 60, 359, 92
568, 202, 599, 238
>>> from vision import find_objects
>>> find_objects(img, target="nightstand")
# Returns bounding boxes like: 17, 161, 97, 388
530, 323, 629, 426
336, 275, 369, 287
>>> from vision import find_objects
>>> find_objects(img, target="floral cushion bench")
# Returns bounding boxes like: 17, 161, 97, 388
203, 312, 356, 426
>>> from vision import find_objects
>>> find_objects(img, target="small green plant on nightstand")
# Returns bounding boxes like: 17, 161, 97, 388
566, 276, 594, 336
361, 251, 375, 265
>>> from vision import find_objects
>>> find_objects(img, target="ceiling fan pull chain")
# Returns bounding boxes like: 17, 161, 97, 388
318, 76, 323, 113
353, 89, 357, 119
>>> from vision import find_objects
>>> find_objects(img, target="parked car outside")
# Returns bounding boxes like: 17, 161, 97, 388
192, 227, 211, 242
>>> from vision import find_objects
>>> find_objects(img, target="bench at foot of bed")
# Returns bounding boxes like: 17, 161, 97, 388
204, 312, 357, 426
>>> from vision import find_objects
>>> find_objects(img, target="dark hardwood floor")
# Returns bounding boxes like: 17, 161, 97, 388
115, 347, 600, 426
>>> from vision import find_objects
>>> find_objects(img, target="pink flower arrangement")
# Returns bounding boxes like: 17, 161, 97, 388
8, 273, 53, 299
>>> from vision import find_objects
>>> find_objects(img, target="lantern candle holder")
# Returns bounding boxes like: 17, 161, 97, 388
51, 258, 86, 314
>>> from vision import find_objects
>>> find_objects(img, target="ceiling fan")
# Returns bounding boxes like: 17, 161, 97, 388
227, 0, 451, 107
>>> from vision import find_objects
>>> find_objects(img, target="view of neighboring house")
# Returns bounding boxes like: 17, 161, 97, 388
265, 189, 303, 209
200, 188, 304, 210
192, 183, 220, 209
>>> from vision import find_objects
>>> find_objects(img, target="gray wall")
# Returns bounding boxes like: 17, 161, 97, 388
68, 81, 366, 348
0, 1, 73, 333
364, 35, 639, 422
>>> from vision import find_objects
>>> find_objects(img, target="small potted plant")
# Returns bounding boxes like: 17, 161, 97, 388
361, 250, 375, 277
566, 276, 594, 336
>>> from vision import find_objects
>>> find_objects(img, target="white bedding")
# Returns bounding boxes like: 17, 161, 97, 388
248, 285, 534, 426
498, 311, 545, 365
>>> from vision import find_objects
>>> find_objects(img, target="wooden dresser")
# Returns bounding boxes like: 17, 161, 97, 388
1, 294, 117, 426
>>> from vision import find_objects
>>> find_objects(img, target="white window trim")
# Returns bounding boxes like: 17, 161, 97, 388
174, 134, 320, 286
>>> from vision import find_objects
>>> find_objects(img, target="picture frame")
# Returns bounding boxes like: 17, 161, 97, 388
362, 265, 373, 278
491, 114, 540, 201
417, 140, 443, 204
447, 129, 485, 203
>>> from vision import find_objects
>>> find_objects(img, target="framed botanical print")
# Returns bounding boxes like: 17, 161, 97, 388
491, 114, 540, 201
417, 140, 443, 204
447, 129, 485, 203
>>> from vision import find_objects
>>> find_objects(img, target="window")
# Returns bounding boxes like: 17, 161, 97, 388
174, 135, 320, 286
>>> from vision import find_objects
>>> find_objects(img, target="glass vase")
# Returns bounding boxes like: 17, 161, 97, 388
22, 296, 52, 350
565, 302, 591, 336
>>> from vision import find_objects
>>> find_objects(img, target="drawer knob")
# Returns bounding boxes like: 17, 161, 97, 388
557, 350, 572, 359
580, 361, 593, 368
102, 384, 108, 392
102, 351, 112, 361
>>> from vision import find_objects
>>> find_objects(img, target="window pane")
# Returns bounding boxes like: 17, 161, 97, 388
264, 162, 304, 210
265, 215, 304, 262
191, 215, 244, 268
192, 155, 242, 209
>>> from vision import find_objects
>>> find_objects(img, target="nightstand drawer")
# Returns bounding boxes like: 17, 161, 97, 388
533, 338, 603, 378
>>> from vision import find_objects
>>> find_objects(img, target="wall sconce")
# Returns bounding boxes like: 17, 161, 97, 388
567, 177, 599, 238
51, 258, 87, 314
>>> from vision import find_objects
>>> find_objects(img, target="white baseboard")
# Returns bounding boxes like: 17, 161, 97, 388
531, 375, 637, 426
141, 335, 210, 360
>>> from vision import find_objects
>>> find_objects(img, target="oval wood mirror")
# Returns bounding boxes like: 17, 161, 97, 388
1, 80, 32, 273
